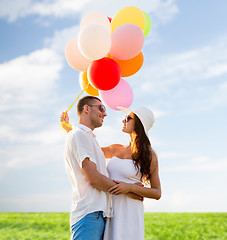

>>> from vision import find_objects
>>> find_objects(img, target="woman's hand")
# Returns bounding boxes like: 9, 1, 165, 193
108, 180, 132, 195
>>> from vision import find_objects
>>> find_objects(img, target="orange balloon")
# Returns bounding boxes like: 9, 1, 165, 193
106, 52, 112, 59
113, 52, 144, 77
79, 72, 99, 96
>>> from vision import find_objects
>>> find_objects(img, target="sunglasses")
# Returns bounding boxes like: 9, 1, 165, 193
124, 115, 133, 122
88, 104, 106, 113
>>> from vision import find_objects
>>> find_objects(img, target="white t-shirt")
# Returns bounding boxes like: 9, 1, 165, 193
65, 124, 112, 226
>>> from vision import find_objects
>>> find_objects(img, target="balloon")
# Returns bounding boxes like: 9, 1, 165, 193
110, 24, 144, 60
111, 6, 145, 32
143, 11, 151, 36
100, 79, 133, 110
80, 11, 111, 33
65, 38, 92, 72
107, 17, 112, 23
87, 57, 121, 91
78, 24, 111, 60
113, 52, 144, 77
79, 72, 99, 96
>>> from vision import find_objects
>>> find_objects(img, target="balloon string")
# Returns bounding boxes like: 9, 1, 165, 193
66, 83, 89, 112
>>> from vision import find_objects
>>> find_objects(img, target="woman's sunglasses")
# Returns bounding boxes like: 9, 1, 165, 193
88, 104, 106, 113
124, 115, 133, 122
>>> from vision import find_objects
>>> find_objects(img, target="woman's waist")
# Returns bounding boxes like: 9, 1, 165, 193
109, 176, 141, 184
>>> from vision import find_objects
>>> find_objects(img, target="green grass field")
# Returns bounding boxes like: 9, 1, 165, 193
0, 213, 226, 239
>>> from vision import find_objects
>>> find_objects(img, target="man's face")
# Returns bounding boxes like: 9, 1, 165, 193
87, 100, 107, 128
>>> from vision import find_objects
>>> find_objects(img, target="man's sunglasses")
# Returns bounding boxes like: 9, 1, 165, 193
88, 104, 106, 113
124, 115, 133, 122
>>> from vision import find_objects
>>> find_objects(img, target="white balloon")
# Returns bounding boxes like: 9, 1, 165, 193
80, 11, 111, 34
78, 24, 111, 60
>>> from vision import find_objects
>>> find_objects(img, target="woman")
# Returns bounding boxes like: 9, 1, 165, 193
60, 106, 161, 240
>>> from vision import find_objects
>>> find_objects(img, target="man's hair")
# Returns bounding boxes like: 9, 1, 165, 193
77, 95, 101, 116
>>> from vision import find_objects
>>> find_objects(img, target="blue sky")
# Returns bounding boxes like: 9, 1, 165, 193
0, 0, 227, 212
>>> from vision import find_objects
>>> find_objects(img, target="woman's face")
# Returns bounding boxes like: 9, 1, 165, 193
122, 113, 135, 134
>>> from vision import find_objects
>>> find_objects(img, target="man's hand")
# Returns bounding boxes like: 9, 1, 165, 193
60, 111, 72, 133
60, 111, 69, 123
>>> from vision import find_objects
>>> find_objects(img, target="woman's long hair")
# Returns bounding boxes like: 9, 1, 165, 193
131, 114, 155, 184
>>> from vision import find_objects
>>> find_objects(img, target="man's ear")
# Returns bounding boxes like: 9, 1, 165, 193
83, 105, 89, 114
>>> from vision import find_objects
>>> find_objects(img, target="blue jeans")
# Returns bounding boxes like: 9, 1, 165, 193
71, 211, 106, 240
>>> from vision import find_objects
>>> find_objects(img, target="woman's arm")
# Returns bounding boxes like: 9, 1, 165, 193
108, 154, 162, 200
101, 146, 113, 159
101, 144, 123, 159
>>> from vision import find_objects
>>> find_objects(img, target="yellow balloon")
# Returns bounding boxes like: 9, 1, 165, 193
111, 6, 146, 33
79, 72, 99, 96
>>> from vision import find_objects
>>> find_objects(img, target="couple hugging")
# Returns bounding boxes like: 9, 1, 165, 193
60, 95, 161, 240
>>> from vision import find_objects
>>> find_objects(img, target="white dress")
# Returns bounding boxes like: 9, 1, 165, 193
104, 156, 144, 240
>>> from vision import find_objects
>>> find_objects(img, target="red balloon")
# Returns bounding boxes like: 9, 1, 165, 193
87, 57, 121, 91
107, 17, 112, 23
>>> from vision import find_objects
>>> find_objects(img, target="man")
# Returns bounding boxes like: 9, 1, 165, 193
62, 96, 115, 240
61, 96, 142, 239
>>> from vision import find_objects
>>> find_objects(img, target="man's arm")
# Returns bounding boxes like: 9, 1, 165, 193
82, 157, 116, 191
82, 158, 143, 201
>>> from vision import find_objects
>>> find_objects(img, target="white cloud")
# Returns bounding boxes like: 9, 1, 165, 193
0, 21, 73, 180
86, 0, 178, 24
0, 0, 91, 22
0, 124, 64, 145
30, 0, 91, 18
135, 36, 227, 113
0, 48, 63, 110
0, 0, 178, 24
0, 127, 66, 178
45, 25, 80, 54
0, 0, 31, 22
141, 38, 227, 96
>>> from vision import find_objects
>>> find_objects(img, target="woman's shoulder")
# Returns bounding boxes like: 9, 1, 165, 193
109, 144, 124, 149
102, 144, 124, 158
108, 144, 124, 153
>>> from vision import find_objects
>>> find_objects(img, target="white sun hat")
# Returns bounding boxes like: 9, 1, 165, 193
117, 106, 155, 136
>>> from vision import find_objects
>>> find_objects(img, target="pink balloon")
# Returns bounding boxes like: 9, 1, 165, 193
110, 24, 144, 60
65, 38, 92, 72
99, 79, 133, 110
